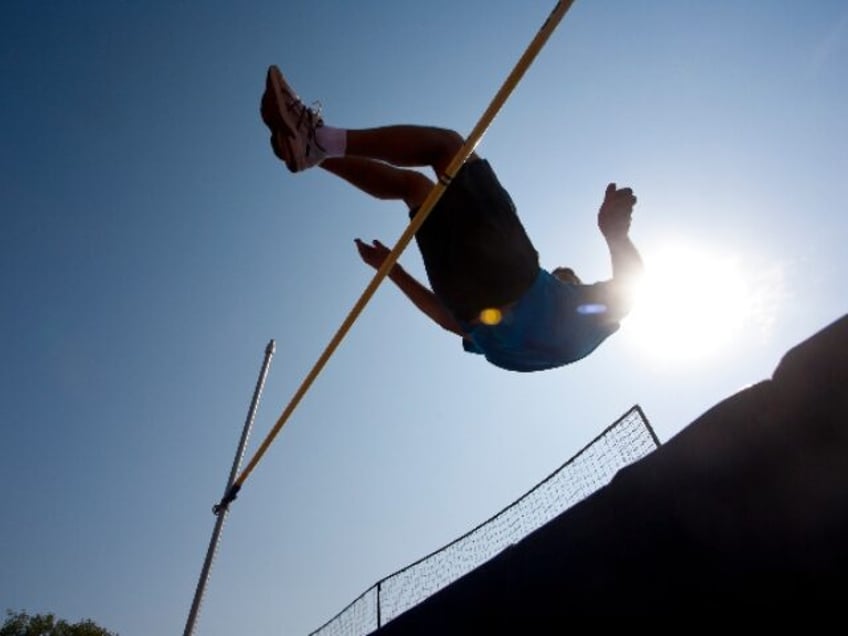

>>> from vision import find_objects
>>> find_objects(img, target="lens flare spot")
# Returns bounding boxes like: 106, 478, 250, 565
577, 303, 607, 315
479, 308, 503, 325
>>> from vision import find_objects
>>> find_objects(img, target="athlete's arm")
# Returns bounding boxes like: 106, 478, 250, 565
597, 183, 644, 317
355, 238, 466, 337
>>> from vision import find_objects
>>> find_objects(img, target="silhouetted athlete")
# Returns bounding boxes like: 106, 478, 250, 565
261, 65, 644, 372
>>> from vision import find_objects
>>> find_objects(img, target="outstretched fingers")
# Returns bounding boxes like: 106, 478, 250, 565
354, 238, 392, 270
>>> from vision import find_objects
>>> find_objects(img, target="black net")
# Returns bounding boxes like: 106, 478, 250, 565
309, 405, 659, 635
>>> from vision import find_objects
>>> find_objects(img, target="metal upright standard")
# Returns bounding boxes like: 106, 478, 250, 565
183, 339, 276, 636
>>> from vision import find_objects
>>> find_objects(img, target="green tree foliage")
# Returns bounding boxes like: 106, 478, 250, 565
1, 610, 117, 636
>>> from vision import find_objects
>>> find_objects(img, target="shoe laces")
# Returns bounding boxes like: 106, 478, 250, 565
287, 98, 322, 128
287, 99, 325, 154
306, 101, 327, 151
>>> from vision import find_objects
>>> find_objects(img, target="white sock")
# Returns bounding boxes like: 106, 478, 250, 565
315, 126, 347, 158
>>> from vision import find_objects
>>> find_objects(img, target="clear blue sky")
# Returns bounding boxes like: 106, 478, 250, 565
2, 1, 846, 634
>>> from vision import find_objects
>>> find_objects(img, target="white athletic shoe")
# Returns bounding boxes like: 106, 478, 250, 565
261, 65, 326, 172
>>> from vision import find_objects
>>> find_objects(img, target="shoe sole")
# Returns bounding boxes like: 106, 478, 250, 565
266, 65, 303, 172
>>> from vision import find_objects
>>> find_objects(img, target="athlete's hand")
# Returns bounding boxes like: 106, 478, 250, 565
598, 183, 637, 240
355, 238, 393, 271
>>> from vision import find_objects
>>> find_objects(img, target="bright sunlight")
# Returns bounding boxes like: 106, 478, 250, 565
622, 243, 753, 362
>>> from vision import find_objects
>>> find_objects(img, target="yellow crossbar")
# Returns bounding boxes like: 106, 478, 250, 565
228, 0, 578, 502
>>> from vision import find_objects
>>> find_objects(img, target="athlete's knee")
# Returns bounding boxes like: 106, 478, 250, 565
430, 128, 466, 174
403, 170, 434, 209
435, 128, 464, 155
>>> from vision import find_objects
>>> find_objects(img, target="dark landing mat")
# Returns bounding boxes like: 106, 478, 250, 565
371, 314, 848, 630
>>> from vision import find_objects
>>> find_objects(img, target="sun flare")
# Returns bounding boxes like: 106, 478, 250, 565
622, 243, 752, 361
